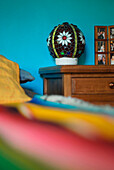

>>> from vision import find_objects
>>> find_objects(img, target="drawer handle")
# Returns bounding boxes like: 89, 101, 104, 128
109, 82, 114, 88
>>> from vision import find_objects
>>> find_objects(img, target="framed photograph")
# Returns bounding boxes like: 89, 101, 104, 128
108, 26, 114, 39
110, 40, 114, 52
96, 41, 107, 52
95, 53, 107, 65
94, 26, 107, 40
109, 53, 114, 65
97, 54, 106, 65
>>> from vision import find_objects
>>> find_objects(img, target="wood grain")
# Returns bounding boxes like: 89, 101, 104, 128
39, 65, 114, 105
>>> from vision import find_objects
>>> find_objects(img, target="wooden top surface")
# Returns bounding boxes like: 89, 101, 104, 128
39, 65, 114, 74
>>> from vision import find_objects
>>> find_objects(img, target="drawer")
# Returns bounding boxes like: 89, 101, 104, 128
72, 78, 114, 95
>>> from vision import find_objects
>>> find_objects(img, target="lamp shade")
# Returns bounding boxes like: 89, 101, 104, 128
47, 22, 85, 59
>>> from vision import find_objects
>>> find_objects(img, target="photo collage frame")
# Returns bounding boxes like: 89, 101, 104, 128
108, 26, 114, 65
95, 25, 114, 65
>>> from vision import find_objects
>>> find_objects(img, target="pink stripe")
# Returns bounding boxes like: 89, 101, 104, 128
0, 110, 114, 170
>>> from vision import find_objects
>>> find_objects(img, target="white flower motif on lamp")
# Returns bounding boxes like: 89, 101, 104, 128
79, 32, 85, 44
57, 31, 72, 46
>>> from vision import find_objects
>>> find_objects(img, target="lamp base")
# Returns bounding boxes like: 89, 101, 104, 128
55, 57, 78, 65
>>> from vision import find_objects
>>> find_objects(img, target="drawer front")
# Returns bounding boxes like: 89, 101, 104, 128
72, 78, 114, 95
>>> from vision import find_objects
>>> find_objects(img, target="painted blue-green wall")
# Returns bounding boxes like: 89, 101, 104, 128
0, 0, 114, 94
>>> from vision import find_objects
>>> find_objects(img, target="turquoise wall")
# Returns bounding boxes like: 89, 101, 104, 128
0, 0, 114, 94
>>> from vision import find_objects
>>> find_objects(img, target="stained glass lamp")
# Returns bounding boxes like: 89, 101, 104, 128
47, 22, 85, 65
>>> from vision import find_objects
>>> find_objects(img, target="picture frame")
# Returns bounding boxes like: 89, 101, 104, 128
110, 53, 114, 65
108, 26, 114, 39
95, 53, 107, 65
110, 40, 114, 52
95, 26, 107, 40
95, 26, 108, 65
96, 41, 107, 53
108, 26, 114, 65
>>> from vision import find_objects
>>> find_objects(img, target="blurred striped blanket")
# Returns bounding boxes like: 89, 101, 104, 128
0, 96, 114, 170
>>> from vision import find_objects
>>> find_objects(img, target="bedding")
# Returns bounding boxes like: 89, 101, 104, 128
0, 55, 31, 104
23, 88, 38, 98
0, 55, 114, 169
0, 95, 114, 170
20, 68, 35, 83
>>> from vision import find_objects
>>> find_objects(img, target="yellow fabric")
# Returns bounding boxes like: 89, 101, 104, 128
0, 55, 31, 104
25, 103, 114, 141
10, 102, 114, 142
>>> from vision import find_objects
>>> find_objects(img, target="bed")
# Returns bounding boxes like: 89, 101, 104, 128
0, 55, 114, 170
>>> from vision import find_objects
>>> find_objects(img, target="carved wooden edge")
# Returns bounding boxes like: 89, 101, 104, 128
39, 66, 61, 74
39, 65, 114, 75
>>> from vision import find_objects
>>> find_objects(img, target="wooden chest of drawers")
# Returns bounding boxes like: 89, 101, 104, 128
39, 65, 114, 105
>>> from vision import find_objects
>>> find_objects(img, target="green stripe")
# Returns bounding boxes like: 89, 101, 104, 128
0, 137, 53, 170
70, 24, 77, 58
52, 25, 60, 58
